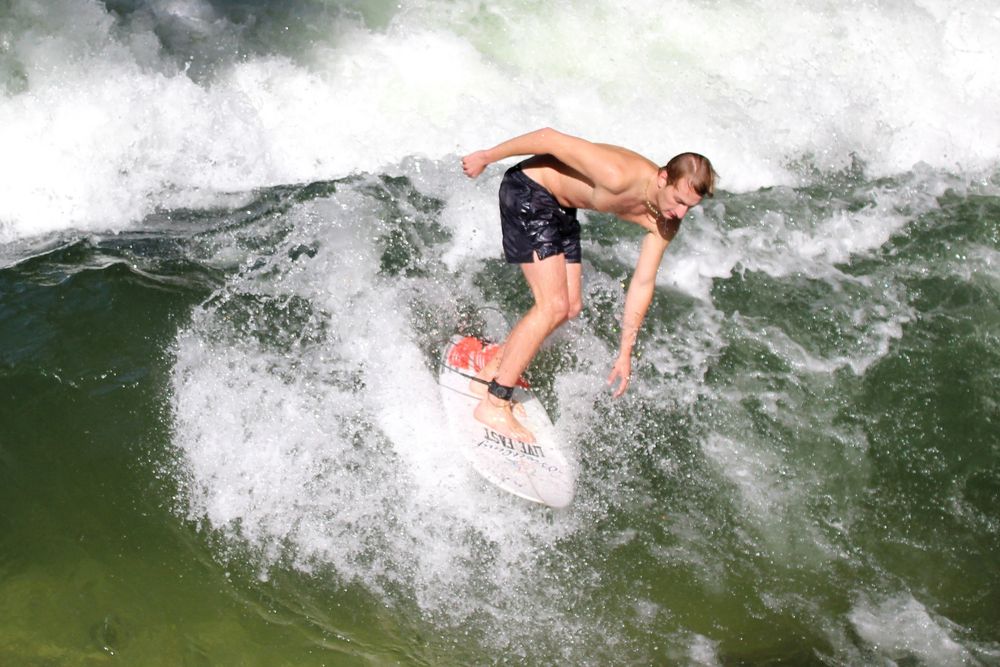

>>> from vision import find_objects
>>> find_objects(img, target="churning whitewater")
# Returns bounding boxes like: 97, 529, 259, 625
1, 0, 998, 664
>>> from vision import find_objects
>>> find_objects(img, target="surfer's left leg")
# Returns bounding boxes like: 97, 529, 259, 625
471, 344, 503, 394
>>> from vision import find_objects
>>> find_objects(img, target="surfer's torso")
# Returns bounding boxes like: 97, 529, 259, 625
520, 150, 661, 234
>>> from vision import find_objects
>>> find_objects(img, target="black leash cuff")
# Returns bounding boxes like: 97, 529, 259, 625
487, 379, 515, 402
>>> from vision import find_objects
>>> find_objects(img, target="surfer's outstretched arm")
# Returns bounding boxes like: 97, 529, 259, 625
461, 128, 570, 178
461, 128, 632, 191
607, 231, 670, 398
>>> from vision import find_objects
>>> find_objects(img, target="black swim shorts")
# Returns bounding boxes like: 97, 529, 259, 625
498, 162, 581, 264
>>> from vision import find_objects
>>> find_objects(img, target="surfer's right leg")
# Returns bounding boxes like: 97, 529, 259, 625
468, 346, 527, 418
473, 247, 581, 392
474, 252, 571, 443
474, 164, 580, 442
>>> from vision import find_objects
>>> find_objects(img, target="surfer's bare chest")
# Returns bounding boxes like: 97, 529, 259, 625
524, 165, 648, 227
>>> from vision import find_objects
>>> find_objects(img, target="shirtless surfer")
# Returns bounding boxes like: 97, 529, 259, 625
461, 128, 716, 443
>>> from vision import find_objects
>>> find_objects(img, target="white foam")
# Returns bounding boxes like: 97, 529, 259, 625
169, 180, 615, 651
2, 0, 999, 240
650, 171, 948, 300
701, 433, 791, 522
436, 171, 503, 272
687, 634, 721, 667
849, 594, 980, 666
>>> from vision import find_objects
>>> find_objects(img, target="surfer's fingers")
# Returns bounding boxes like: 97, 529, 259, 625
612, 375, 629, 398
607, 357, 631, 393
606, 367, 629, 398
461, 151, 488, 178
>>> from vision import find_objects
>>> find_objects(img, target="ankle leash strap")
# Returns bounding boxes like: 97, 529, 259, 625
487, 379, 515, 402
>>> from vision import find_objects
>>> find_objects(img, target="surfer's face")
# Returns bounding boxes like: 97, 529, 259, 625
656, 178, 702, 222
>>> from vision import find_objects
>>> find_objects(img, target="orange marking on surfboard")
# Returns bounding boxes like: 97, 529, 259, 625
447, 336, 530, 388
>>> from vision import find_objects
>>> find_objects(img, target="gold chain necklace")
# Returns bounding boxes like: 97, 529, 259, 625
643, 176, 663, 223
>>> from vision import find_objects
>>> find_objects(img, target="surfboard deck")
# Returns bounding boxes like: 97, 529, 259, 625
437, 335, 576, 508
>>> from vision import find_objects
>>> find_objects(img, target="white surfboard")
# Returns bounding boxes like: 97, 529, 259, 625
437, 335, 576, 508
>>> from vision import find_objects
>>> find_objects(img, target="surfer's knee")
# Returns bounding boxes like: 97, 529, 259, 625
566, 299, 582, 320
540, 293, 571, 328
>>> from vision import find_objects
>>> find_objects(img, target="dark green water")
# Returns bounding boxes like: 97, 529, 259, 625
2, 167, 998, 665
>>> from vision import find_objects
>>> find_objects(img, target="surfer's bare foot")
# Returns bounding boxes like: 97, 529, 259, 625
474, 395, 536, 443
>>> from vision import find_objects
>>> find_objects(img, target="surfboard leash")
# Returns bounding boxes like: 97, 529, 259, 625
440, 362, 490, 386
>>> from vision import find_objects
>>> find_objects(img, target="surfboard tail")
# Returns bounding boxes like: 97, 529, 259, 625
439, 335, 576, 509
446, 336, 530, 389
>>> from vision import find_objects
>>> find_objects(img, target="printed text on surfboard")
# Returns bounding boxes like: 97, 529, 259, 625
482, 428, 545, 458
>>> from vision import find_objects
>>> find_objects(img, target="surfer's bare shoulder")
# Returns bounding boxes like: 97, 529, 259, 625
589, 142, 658, 192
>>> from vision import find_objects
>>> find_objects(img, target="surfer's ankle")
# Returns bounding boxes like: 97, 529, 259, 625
487, 378, 515, 402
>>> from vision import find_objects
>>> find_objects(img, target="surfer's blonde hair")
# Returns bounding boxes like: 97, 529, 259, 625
662, 153, 717, 198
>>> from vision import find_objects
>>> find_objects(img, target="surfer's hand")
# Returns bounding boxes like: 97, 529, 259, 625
461, 151, 490, 178
607, 355, 631, 398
